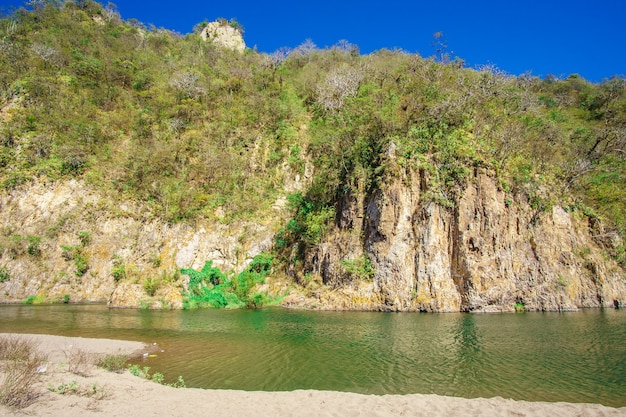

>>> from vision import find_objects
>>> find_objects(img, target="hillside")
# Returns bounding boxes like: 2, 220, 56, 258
0, 1, 624, 311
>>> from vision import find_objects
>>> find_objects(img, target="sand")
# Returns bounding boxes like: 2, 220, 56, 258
1, 333, 624, 417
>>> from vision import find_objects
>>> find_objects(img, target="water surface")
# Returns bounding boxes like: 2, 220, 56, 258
0, 305, 624, 407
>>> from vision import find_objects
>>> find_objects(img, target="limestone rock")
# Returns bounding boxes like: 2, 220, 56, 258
0, 180, 278, 307
303, 168, 626, 312
200, 21, 245, 52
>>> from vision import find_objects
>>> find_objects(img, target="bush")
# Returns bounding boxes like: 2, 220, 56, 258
0, 335, 48, 409
74, 252, 88, 276
22, 295, 46, 304
97, 353, 128, 373
63, 347, 92, 376
127, 364, 186, 388
0, 266, 10, 282
26, 236, 41, 257
341, 255, 374, 281
112, 255, 126, 281
143, 276, 161, 296
181, 254, 276, 309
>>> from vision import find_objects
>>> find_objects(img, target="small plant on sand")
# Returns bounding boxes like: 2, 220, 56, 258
128, 364, 151, 379
0, 335, 48, 408
127, 364, 186, 388
97, 353, 128, 373
48, 381, 110, 400
48, 380, 79, 395
63, 346, 92, 376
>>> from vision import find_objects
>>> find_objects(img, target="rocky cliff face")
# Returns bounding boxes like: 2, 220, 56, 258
1, 170, 623, 312
0, 180, 277, 307
303, 167, 626, 312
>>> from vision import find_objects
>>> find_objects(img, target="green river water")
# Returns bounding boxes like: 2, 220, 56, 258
0, 305, 624, 407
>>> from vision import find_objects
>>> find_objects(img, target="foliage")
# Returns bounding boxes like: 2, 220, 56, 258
48, 380, 109, 401
0, 2, 623, 276
143, 275, 161, 296
127, 364, 185, 388
181, 253, 277, 309
21, 295, 46, 304
341, 255, 374, 281
26, 235, 41, 257
60, 231, 90, 276
181, 260, 226, 295
0, 266, 10, 282
111, 255, 126, 281
275, 192, 335, 259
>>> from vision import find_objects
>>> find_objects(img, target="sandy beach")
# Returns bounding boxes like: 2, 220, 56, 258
0, 333, 624, 417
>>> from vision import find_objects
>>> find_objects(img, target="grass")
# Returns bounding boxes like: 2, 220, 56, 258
96, 353, 128, 373
0, 335, 48, 408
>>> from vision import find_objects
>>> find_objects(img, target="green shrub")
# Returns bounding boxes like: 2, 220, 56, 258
247, 252, 273, 274
22, 295, 46, 305
26, 236, 41, 257
0, 266, 10, 282
181, 261, 226, 295
128, 364, 150, 379
181, 255, 276, 309
143, 276, 161, 296
74, 252, 88, 276
127, 364, 185, 388
78, 231, 91, 247
97, 354, 128, 373
111, 255, 126, 281
341, 255, 374, 281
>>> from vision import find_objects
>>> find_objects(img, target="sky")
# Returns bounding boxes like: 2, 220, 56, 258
1, 0, 625, 82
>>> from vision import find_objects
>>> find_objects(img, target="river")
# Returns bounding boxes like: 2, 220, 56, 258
0, 305, 624, 407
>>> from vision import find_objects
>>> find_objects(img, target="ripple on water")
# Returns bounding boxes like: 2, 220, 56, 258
0, 306, 625, 406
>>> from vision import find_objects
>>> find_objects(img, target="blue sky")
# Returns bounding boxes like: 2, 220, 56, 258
2, 0, 625, 82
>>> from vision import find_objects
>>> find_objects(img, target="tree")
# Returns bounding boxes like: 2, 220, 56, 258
315, 63, 364, 112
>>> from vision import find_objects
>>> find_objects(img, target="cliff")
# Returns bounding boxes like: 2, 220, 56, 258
0, 180, 282, 308
299, 166, 626, 312
0, 164, 624, 312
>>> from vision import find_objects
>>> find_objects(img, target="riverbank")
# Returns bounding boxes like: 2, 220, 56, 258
1, 334, 624, 417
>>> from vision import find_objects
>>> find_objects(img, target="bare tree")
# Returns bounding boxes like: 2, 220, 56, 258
267, 46, 292, 67
292, 38, 317, 56
30, 43, 60, 67
315, 64, 364, 112
169, 70, 205, 99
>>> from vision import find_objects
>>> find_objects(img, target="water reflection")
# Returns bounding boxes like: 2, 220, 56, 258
0, 305, 624, 407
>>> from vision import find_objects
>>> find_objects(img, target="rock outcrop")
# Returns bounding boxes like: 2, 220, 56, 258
303, 167, 626, 312
0, 180, 277, 307
0, 171, 623, 312
200, 21, 245, 52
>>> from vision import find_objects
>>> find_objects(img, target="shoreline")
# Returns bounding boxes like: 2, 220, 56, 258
1, 333, 625, 417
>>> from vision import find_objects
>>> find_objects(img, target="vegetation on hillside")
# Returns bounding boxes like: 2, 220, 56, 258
0, 1, 624, 270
